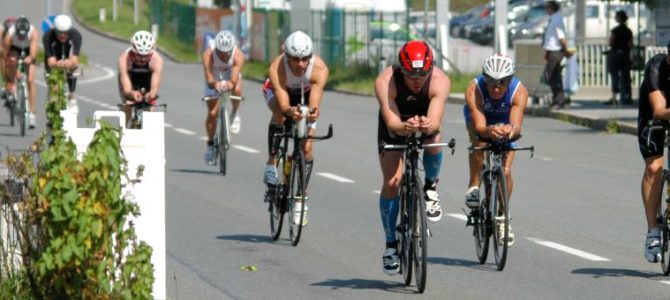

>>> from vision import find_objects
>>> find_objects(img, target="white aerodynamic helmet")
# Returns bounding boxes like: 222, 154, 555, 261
215, 30, 236, 53
54, 14, 72, 32
131, 30, 155, 55
284, 31, 313, 58
482, 53, 515, 80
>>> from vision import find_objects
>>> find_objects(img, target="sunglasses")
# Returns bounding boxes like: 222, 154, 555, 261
288, 54, 312, 62
401, 67, 431, 79
483, 74, 512, 87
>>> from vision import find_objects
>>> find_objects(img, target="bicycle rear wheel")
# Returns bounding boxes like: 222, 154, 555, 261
491, 170, 509, 271
268, 147, 286, 241
474, 173, 491, 264
219, 108, 228, 175
412, 175, 427, 293
398, 183, 412, 286
659, 170, 670, 275
288, 152, 306, 246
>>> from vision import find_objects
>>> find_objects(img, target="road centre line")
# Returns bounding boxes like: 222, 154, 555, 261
78, 64, 116, 84
174, 128, 196, 135
526, 237, 611, 261
233, 145, 260, 154
447, 213, 468, 221
316, 172, 354, 183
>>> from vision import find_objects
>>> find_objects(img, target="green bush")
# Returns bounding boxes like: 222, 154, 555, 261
0, 71, 154, 298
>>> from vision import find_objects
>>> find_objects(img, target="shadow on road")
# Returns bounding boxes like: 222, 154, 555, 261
427, 256, 497, 272
310, 278, 416, 294
572, 268, 662, 279
170, 168, 222, 175
216, 234, 274, 244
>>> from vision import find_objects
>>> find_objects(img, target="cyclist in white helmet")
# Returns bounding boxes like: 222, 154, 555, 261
43, 14, 82, 112
3, 16, 38, 129
117, 30, 164, 125
201, 30, 245, 165
261, 30, 329, 226
463, 53, 529, 247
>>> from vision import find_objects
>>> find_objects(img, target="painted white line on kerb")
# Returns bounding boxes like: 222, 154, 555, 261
447, 213, 468, 221
316, 172, 354, 183
526, 237, 610, 261
233, 145, 260, 154
174, 128, 196, 135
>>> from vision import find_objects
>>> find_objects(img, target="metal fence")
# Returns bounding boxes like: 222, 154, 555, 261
150, 0, 196, 45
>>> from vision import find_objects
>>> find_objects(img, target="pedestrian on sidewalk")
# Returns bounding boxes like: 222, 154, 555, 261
637, 40, 670, 263
605, 10, 633, 106
542, 0, 573, 109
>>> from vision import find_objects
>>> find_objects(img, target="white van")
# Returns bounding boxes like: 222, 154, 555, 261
585, 0, 648, 38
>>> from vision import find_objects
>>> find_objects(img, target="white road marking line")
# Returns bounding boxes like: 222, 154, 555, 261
537, 156, 553, 161
77, 95, 116, 110
526, 237, 611, 261
199, 136, 208, 141
316, 172, 355, 183
233, 145, 260, 153
78, 64, 115, 84
174, 128, 196, 135
661, 281, 670, 286
373, 190, 381, 194
164, 123, 173, 128
447, 213, 468, 221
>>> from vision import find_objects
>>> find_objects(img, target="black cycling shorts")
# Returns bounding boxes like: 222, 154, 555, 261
638, 119, 666, 159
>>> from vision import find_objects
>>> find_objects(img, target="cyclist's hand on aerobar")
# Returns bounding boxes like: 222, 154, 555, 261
23, 56, 32, 65
287, 106, 302, 121
307, 107, 319, 122
404, 115, 421, 134
488, 124, 510, 140
215, 80, 230, 93
419, 116, 434, 134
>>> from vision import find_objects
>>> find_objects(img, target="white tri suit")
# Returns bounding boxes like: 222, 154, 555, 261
204, 42, 241, 97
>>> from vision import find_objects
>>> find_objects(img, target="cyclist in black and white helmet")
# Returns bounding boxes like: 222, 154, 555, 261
3, 15, 39, 129
463, 53, 529, 247
261, 30, 329, 227
117, 30, 164, 126
201, 30, 246, 165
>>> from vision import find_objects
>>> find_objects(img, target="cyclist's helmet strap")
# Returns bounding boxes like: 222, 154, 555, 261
397, 40, 433, 76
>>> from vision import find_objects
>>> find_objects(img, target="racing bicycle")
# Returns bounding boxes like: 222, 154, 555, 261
381, 132, 455, 293
202, 90, 244, 175
6, 49, 30, 136
117, 88, 166, 129
645, 120, 670, 274
466, 136, 533, 271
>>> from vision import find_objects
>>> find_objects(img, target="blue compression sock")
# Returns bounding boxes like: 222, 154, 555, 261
379, 195, 400, 244
423, 151, 443, 183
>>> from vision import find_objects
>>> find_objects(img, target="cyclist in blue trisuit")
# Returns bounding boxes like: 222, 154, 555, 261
3, 16, 39, 129
463, 53, 529, 247
637, 40, 670, 263
374, 40, 451, 275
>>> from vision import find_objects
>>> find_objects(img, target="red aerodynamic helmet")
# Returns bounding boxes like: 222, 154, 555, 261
398, 40, 433, 77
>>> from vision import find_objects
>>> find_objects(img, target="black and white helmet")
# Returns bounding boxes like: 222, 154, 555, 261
215, 30, 236, 53
284, 31, 313, 58
482, 53, 515, 80
131, 30, 155, 55
15, 16, 30, 38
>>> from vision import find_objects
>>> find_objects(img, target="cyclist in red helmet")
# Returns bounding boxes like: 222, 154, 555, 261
374, 40, 451, 275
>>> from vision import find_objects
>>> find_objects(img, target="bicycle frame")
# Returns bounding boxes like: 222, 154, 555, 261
646, 120, 670, 274
14, 51, 28, 136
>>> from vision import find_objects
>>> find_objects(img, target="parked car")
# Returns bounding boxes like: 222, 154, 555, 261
450, 3, 492, 39
508, 1, 575, 46
467, 0, 541, 46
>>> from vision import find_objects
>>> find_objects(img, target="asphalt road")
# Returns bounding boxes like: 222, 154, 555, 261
1, 2, 667, 300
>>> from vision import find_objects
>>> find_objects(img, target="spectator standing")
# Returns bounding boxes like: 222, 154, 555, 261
542, 0, 572, 109
605, 10, 633, 106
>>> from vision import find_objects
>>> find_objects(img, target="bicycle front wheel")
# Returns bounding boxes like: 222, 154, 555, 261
474, 173, 491, 264
288, 152, 306, 246
398, 182, 412, 286
659, 170, 670, 275
219, 108, 228, 175
268, 147, 286, 241
491, 170, 509, 271
17, 81, 27, 136
412, 175, 428, 293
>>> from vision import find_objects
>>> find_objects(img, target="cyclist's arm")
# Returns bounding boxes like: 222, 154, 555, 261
117, 52, 134, 98
375, 66, 407, 136
67, 30, 82, 67
228, 47, 244, 90
148, 53, 164, 100
201, 47, 217, 89
307, 56, 329, 115
28, 29, 38, 63
423, 68, 450, 134
650, 91, 670, 120
465, 80, 490, 138
508, 83, 529, 139
1, 30, 11, 62
268, 55, 292, 114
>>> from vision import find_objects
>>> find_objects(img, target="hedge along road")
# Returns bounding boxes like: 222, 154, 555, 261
2, 1, 668, 299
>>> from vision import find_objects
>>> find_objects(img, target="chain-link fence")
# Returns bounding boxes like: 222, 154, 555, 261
150, 0, 196, 46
